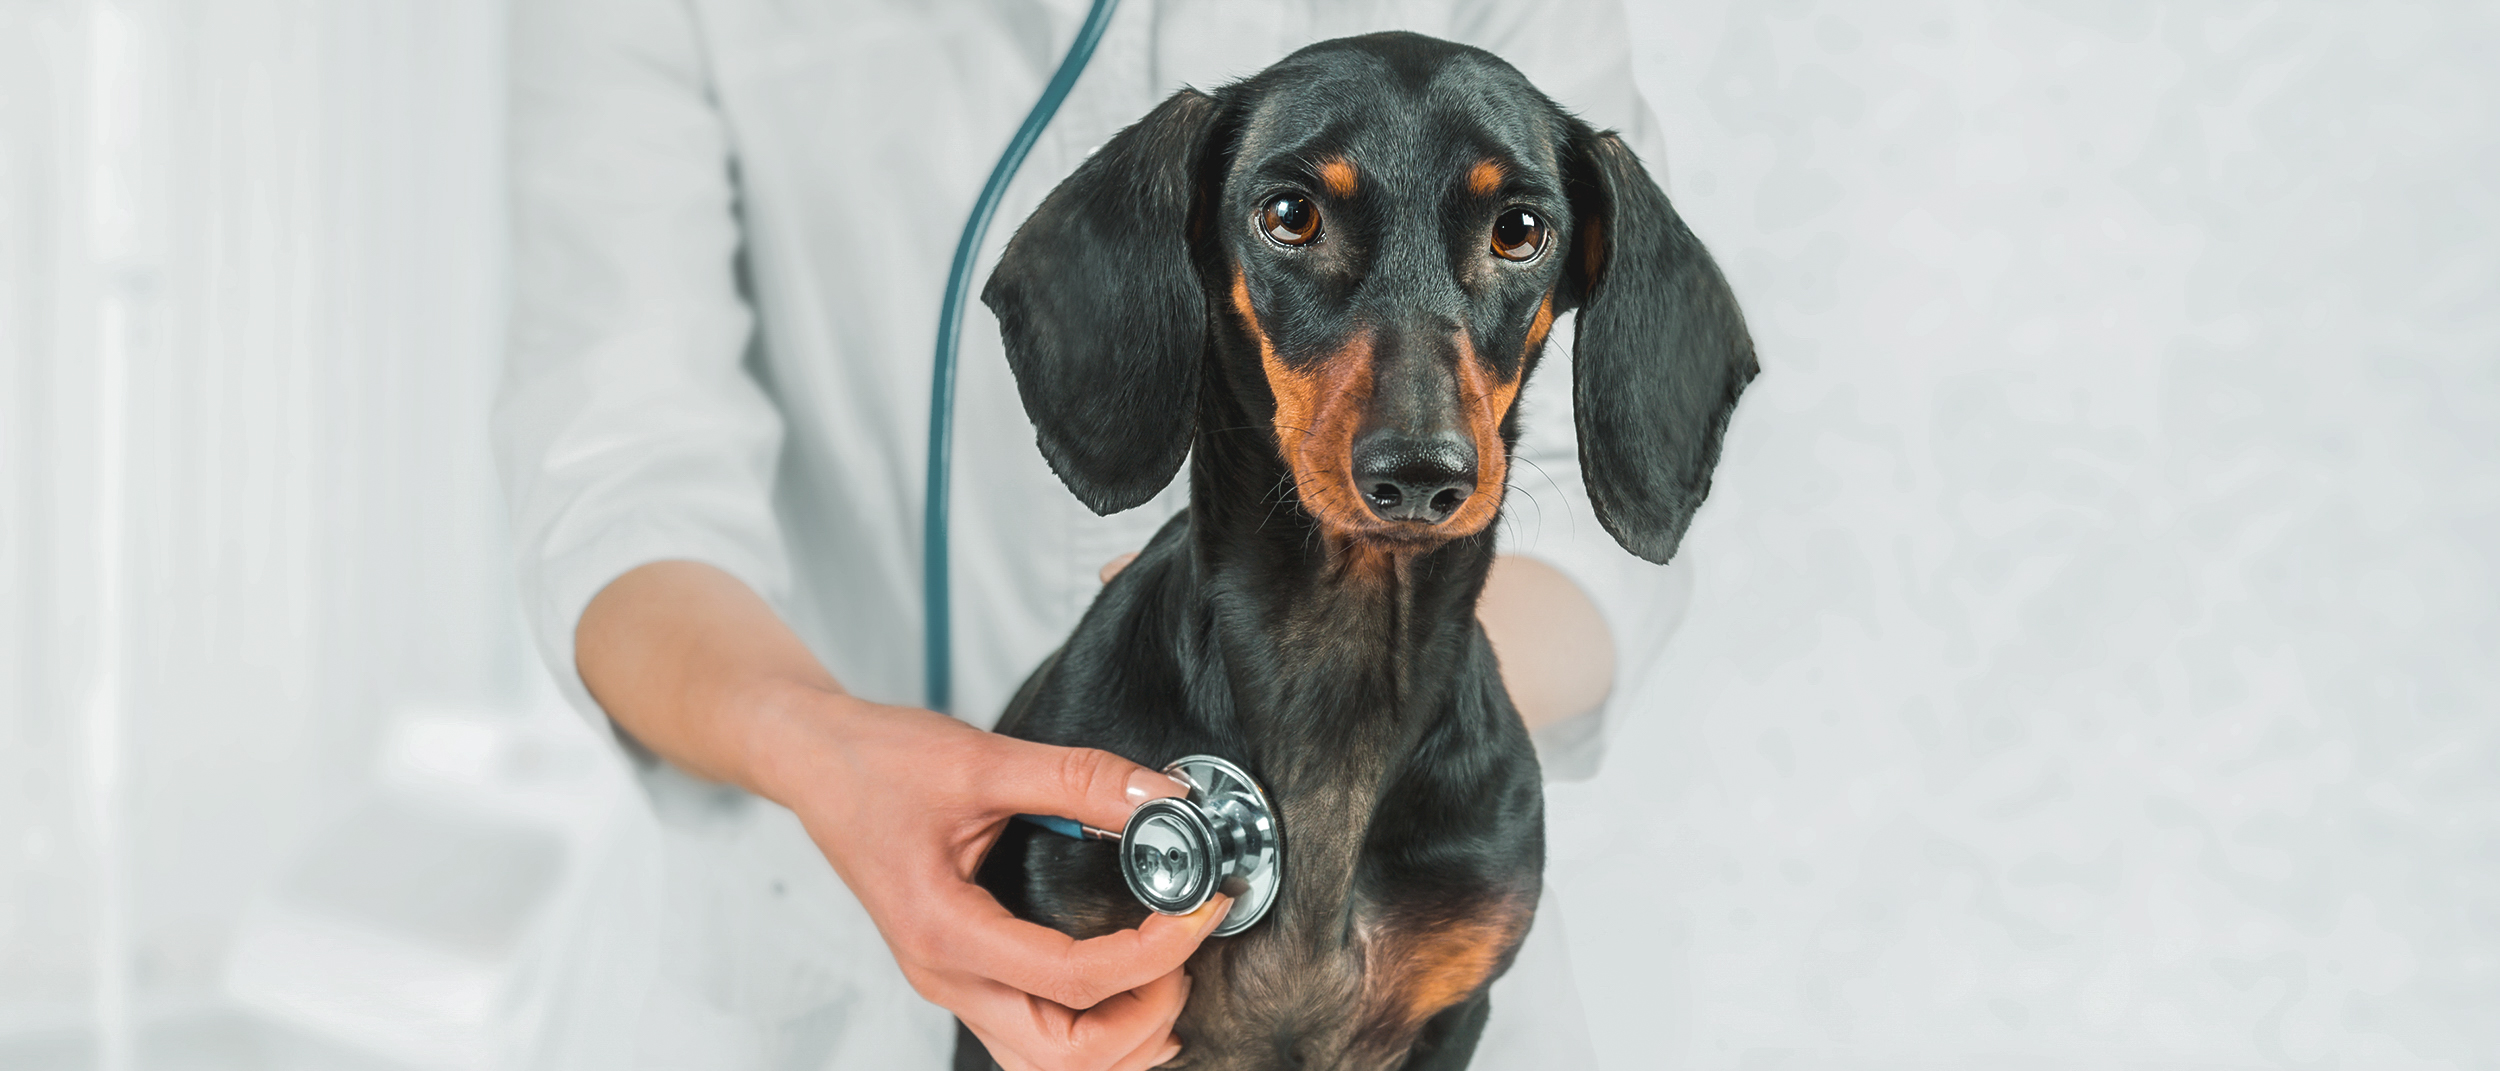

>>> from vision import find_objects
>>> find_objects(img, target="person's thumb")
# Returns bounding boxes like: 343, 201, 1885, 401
985, 737, 1188, 833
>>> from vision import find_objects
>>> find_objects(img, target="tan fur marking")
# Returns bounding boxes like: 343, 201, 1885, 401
1232, 266, 1379, 539
1434, 332, 1524, 539
1360, 897, 1536, 1041
1229, 265, 1279, 365
1523, 292, 1556, 357
1466, 159, 1504, 197
1229, 269, 1537, 555
1397, 918, 1512, 1020
1319, 156, 1359, 198
1579, 219, 1606, 284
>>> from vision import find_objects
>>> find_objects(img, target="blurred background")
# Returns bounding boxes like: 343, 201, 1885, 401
2, 1, 2493, 1069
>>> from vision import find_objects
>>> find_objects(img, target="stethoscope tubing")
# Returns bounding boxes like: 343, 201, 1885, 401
924, 5, 1279, 940
1017, 814, 1123, 841
923, 0, 1123, 713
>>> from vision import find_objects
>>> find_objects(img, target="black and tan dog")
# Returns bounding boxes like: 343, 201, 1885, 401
962, 32, 1754, 1071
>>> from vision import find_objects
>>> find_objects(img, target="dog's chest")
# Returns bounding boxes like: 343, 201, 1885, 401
1172, 888, 1534, 1071
1024, 776, 1536, 1067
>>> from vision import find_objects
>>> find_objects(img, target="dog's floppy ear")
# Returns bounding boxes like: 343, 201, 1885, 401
1557, 121, 1758, 564
983, 88, 1223, 515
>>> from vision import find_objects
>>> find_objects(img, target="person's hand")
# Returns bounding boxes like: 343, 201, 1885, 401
578, 562, 1231, 1068
752, 691, 1229, 1071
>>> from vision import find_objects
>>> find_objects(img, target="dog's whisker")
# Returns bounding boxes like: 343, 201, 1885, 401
1206, 421, 1321, 436
1257, 472, 1301, 531
1502, 480, 1546, 547
1509, 455, 1575, 542
1512, 454, 1561, 497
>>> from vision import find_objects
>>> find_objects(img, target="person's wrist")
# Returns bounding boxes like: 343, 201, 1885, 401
733, 672, 860, 808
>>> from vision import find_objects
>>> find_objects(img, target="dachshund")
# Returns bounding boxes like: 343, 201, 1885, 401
959, 31, 1755, 1071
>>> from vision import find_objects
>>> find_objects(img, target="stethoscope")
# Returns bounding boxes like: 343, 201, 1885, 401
1021, 755, 1282, 937
923, 0, 1281, 935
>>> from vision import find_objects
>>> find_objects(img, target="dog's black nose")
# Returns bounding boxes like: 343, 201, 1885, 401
1352, 431, 1476, 524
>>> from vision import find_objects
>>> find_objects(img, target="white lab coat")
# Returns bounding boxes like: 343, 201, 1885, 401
496, 0, 1691, 1066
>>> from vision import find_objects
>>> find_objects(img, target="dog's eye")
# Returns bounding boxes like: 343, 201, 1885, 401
1491, 208, 1546, 262
1261, 195, 1320, 247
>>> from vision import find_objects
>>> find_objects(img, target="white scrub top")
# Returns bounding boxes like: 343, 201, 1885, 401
496, 0, 1692, 1066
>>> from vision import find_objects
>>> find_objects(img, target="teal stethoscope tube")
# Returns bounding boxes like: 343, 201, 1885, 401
925, 0, 1121, 713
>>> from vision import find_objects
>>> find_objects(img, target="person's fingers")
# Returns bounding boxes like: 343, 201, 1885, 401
1106, 974, 1189, 1071
933, 881, 1231, 1009
983, 736, 1187, 833
1109, 1025, 1184, 1071
950, 966, 1188, 1071
1086, 969, 1187, 1071
1099, 552, 1139, 584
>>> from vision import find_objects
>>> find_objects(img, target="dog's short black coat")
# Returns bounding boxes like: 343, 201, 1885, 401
956, 32, 1753, 1071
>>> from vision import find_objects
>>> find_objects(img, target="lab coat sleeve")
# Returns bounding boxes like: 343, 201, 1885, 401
495, 0, 790, 732
1450, 0, 1699, 781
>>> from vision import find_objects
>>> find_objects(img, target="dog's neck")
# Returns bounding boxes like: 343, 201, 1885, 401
1176, 398, 1507, 943
1184, 419, 1498, 716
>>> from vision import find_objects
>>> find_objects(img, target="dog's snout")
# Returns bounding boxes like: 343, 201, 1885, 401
1352, 431, 1476, 524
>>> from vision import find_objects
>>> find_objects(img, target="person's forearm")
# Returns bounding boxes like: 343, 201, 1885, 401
576, 559, 1215, 1063
575, 559, 838, 794
581, 555, 1604, 783
1477, 554, 1615, 732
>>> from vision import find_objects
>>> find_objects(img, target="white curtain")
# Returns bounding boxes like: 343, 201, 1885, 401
2, 0, 522, 1061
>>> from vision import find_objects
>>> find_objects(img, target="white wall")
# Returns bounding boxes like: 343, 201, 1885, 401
1555, 2, 2499, 1067
1, 1, 2494, 1068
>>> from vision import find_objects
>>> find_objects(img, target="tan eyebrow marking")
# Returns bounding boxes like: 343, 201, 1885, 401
1319, 156, 1359, 198
1467, 160, 1504, 196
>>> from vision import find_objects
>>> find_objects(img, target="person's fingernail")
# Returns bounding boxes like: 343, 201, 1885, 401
1194, 894, 1234, 929
1126, 769, 1190, 807
1155, 1040, 1182, 1066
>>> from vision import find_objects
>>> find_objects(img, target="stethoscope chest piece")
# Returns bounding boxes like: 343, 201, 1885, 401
1119, 755, 1279, 937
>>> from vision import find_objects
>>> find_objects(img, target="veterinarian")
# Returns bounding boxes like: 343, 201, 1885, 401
497, 1, 1691, 1067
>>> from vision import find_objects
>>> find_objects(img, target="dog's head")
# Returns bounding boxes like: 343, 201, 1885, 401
985, 32, 1754, 565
